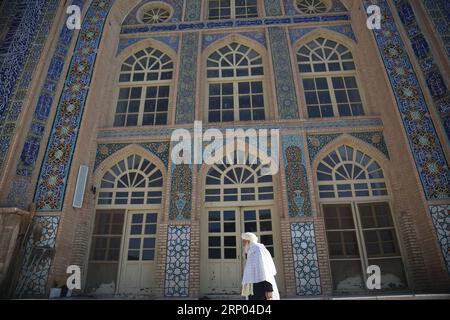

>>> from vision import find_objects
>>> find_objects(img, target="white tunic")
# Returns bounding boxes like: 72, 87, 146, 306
242, 242, 280, 300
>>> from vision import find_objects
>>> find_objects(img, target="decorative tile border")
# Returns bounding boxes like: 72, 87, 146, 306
307, 131, 390, 163
122, 0, 183, 25
94, 142, 170, 170
34, 0, 115, 212
291, 223, 322, 296
430, 205, 450, 276
422, 0, 450, 58
175, 33, 198, 124
184, 0, 202, 21
0, 0, 59, 173
364, 0, 449, 200
269, 27, 300, 119
117, 35, 180, 56
97, 118, 384, 139
14, 216, 60, 297
282, 135, 312, 217
289, 24, 357, 44
121, 15, 351, 34
164, 225, 191, 297
202, 31, 267, 50
394, 0, 449, 143
283, 0, 347, 16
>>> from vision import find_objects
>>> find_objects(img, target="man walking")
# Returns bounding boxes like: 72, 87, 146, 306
241, 232, 280, 300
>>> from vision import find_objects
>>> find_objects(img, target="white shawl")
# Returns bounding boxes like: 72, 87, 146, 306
242, 242, 280, 300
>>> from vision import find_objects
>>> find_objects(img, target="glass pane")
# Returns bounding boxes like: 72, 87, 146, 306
144, 224, 156, 235
142, 250, 154, 261
224, 248, 236, 259
132, 214, 143, 224
209, 248, 221, 259
130, 225, 142, 235
224, 236, 236, 247
209, 223, 221, 233
368, 259, 407, 289
127, 250, 140, 261
143, 238, 155, 249
209, 236, 221, 247
128, 238, 141, 250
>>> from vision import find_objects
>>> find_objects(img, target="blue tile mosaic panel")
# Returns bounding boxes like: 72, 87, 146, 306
393, 0, 450, 143
169, 164, 193, 221
165, 225, 191, 297
0, 0, 59, 174
264, 0, 283, 16
291, 223, 322, 296
175, 33, 199, 124
430, 205, 450, 276
14, 216, 60, 297
268, 27, 299, 119
34, 0, 116, 212
282, 135, 312, 217
422, 0, 450, 58
364, 0, 450, 200
185, 0, 202, 21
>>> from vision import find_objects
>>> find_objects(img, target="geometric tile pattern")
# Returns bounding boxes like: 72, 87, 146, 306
283, 135, 312, 217
117, 35, 180, 56
122, 0, 183, 25
175, 33, 198, 124
14, 216, 60, 297
94, 142, 170, 170
0, 0, 59, 174
34, 0, 115, 212
394, 0, 450, 143
291, 223, 322, 296
430, 205, 450, 276
364, 0, 450, 200
202, 31, 266, 50
307, 131, 390, 163
422, 0, 450, 58
289, 24, 357, 44
165, 225, 191, 297
283, 0, 347, 16
268, 27, 300, 119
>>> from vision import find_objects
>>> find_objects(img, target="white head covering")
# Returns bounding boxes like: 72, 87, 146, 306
241, 232, 258, 243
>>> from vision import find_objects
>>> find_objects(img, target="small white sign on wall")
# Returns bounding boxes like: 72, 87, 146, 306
73, 165, 89, 209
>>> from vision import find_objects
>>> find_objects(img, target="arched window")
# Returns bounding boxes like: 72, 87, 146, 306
207, 42, 265, 122
114, 48, 173, 127
317, 145, 406, 292
97, 154, 163, 206
205, 152, 274, 202
295, 0, 330, 14
208, 0, 258, 20
317, 145, 387, 199
297, 38, 364, 118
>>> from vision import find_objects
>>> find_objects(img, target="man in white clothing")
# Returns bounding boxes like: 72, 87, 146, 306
241, 232, 280, 300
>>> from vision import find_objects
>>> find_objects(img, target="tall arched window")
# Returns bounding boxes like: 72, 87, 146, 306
97, 154, 163, 206
207, 42, 265, 122
114, 48, 173, 127
208, 0, 258, 20
297, 38, 364, 118
316, 145, 406, 292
